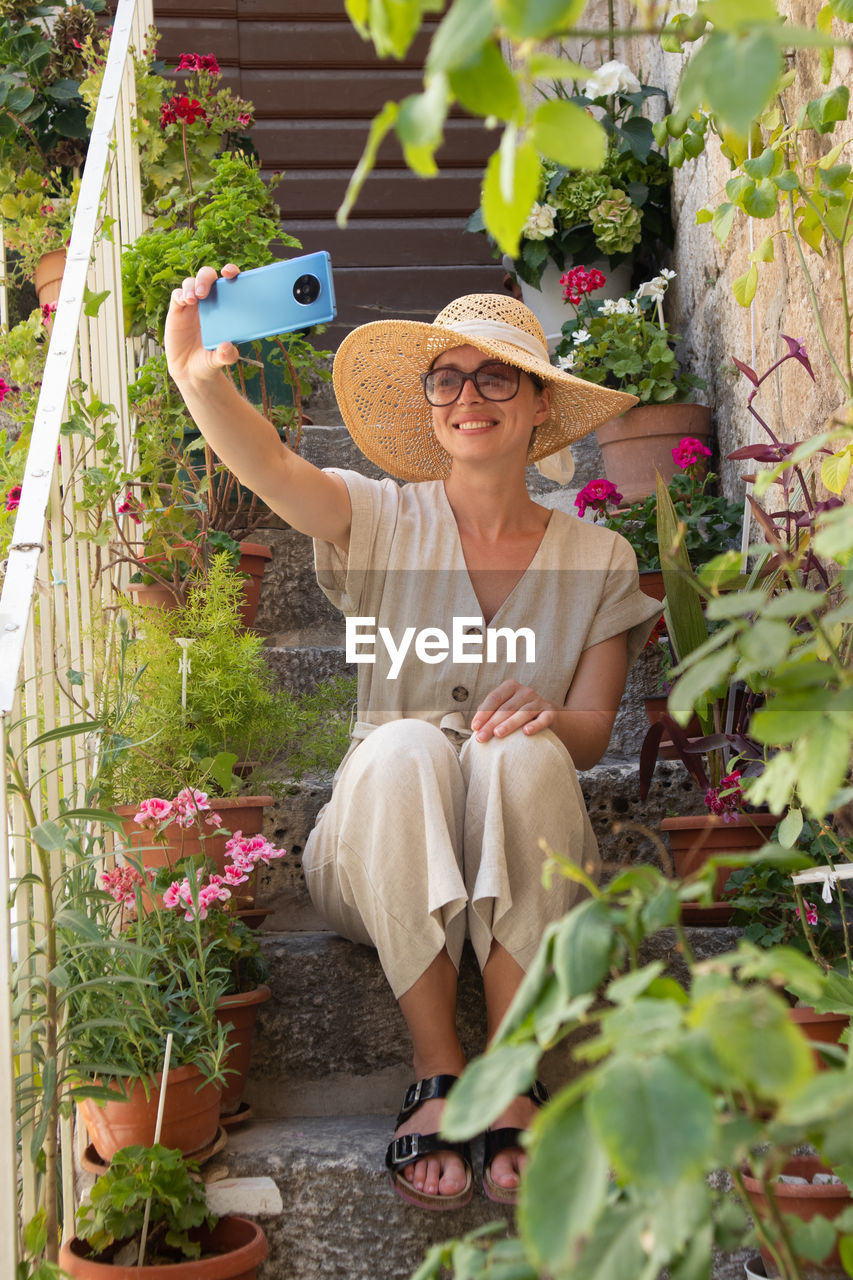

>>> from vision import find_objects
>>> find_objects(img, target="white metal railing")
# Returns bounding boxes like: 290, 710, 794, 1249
0, 0, 151, 1269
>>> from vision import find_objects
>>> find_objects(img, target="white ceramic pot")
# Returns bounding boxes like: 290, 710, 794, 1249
504, 255, 633, 352
744, 1258, 767, 1279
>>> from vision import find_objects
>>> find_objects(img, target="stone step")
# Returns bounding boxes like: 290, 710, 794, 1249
203, 1114, 509, 1280
199, 1115, 756, 1280
244, 924, 740, 1117
257, 751, 703, 933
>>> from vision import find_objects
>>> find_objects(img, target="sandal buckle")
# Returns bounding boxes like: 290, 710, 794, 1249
391, 1133, 418, 1162
402, 1080, 424, 1114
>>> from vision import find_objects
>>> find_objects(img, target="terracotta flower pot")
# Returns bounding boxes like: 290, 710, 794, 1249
595, 403, 712, 503
741, 1154, 851, 1279
59, 1215, 268, 1279
661, 812, 779, 924
127, 542, 273, 628
34, 247, 67, 310
77, 1064, 222, 1163
789, 1005, 849, 1072
216, 984, 271, 1117
113, 795, 274, 910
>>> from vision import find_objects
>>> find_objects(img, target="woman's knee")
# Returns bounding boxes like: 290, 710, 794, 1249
358, 717, 458, 774
464, 725, 575, 782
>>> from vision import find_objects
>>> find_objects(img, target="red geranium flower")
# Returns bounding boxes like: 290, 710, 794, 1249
5, 484, 22, 512
160, 94, 207, 128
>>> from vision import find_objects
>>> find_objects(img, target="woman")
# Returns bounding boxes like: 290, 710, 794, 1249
165, 272, 661, 1210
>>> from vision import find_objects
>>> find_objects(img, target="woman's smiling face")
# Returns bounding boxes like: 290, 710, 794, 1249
427, 345, 550, 467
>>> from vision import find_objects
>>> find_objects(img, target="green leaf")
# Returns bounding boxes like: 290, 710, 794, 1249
807, 84, 850, 133
529, 99, 607, 169
695, 207, 714, 224
337, 101, 399, 225
397, 75, 448, 175
448, 41, 522, 121
519, 1092, 609, 1273
441, 1042, 541, 1140
822, 448, 853, 494
66, 668, 85, 686
427, 0, 497, 73
742, 147, 776, 179
699, 0, 780, 26
693, 983, 814, 1098
742, 178, 778, 218
830, 0, 853, 16
551, 898, 614, 1000
777, 807, 804, 848
789, 1214, 839, 1264
496, 0, 586, 41
526, 53, 589, 80
83, 286, 110, 318
751, 692, 829, 744
567, 1202, 649, 1280
795, 718, 852, 817
481, 137, 541, 257
657, 473, 708, 663
45, 78, 81, 102
712, 202, 736, 243
733, 262, 759, 307
677, 30, 783, 139
587, 1056, 716, 1186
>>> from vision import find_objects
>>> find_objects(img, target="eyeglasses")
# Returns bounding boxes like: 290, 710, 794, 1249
421, 360, 522, 406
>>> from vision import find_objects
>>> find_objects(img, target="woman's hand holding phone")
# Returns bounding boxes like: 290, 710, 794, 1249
165, 263, 240, 387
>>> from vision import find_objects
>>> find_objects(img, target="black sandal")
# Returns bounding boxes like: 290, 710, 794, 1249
385, 1074, 474, 1210
482, 1079, 550, 1205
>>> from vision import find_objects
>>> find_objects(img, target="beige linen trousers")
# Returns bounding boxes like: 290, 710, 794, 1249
303, 470, 662, 998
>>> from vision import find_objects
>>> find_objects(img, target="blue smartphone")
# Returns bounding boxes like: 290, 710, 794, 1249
197, 251, 336, 349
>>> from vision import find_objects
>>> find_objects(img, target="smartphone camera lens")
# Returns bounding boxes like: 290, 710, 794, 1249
293, 274, 321, 306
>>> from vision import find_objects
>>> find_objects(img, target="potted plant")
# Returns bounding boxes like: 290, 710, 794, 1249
59, 1142, 268, 1277
553, 268, 708, 500
97, 556, 355, 812
573, 432, 744, 590
467, 59, 672, 343
724, 819, 853, 1067
0, 0, 102, 293
63, 854, 230, 1163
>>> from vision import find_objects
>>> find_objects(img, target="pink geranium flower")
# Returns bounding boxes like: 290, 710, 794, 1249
101, 864, 150, 904
5, 484, 22, 512
133, 797, 174, 829
574, 478, 623, 520
672, 436, 712, 471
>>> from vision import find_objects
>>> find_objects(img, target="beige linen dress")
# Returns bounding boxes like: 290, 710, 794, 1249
302, 468, 662, 998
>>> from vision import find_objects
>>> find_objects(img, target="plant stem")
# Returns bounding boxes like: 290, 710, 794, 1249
785, 189, 848, 396
793, 883, 829, 972
731, 1166, 805, 1280
181, 121, 194, 231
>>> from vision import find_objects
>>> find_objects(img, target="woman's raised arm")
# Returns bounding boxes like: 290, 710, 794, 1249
164, 263, 351, 551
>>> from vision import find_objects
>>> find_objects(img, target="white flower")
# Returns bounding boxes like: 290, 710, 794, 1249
523, 202, 557, 240
661, 268, 676, 280
600, 299, 618, 316
614, 297, 633, 315
584, 60, 641, 99
572, 328, 590, 345
555, 352, 576, 370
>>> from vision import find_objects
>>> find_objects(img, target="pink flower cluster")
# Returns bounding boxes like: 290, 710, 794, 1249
163, 868, 232, 920
795, 901, 820, 927
176, 53, 221, 74
41, 302, 56, 326
574, 478, 623, 519
704, 770, 744, 820
101, 863, 155, 904
0, 377, 9, 404
163, 832, 286, 921
560, 265, 606, 306
160, 95, 208, 127
117, 492, 143, 524
133, 789, 222, 832
672, 436, 712, 472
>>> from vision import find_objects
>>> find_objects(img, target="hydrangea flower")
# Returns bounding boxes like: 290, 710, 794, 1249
522, 202, 557, 240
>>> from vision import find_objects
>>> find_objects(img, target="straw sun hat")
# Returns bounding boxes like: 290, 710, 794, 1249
332, 293, 637, 483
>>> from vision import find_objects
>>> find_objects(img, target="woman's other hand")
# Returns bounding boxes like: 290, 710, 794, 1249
165, 263, 240, 386
471, 681, 557, 742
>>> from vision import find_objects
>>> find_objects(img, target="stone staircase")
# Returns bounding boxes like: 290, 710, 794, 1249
203, 400, 736, 1279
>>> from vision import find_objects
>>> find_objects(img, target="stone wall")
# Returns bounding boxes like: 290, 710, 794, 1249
615, 1, 853, 504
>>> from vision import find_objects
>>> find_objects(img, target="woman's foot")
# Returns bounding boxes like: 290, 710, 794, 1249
385, 1074, 474, 1210
394, 1096, 469, 1198
482, 1081, 549, 1204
